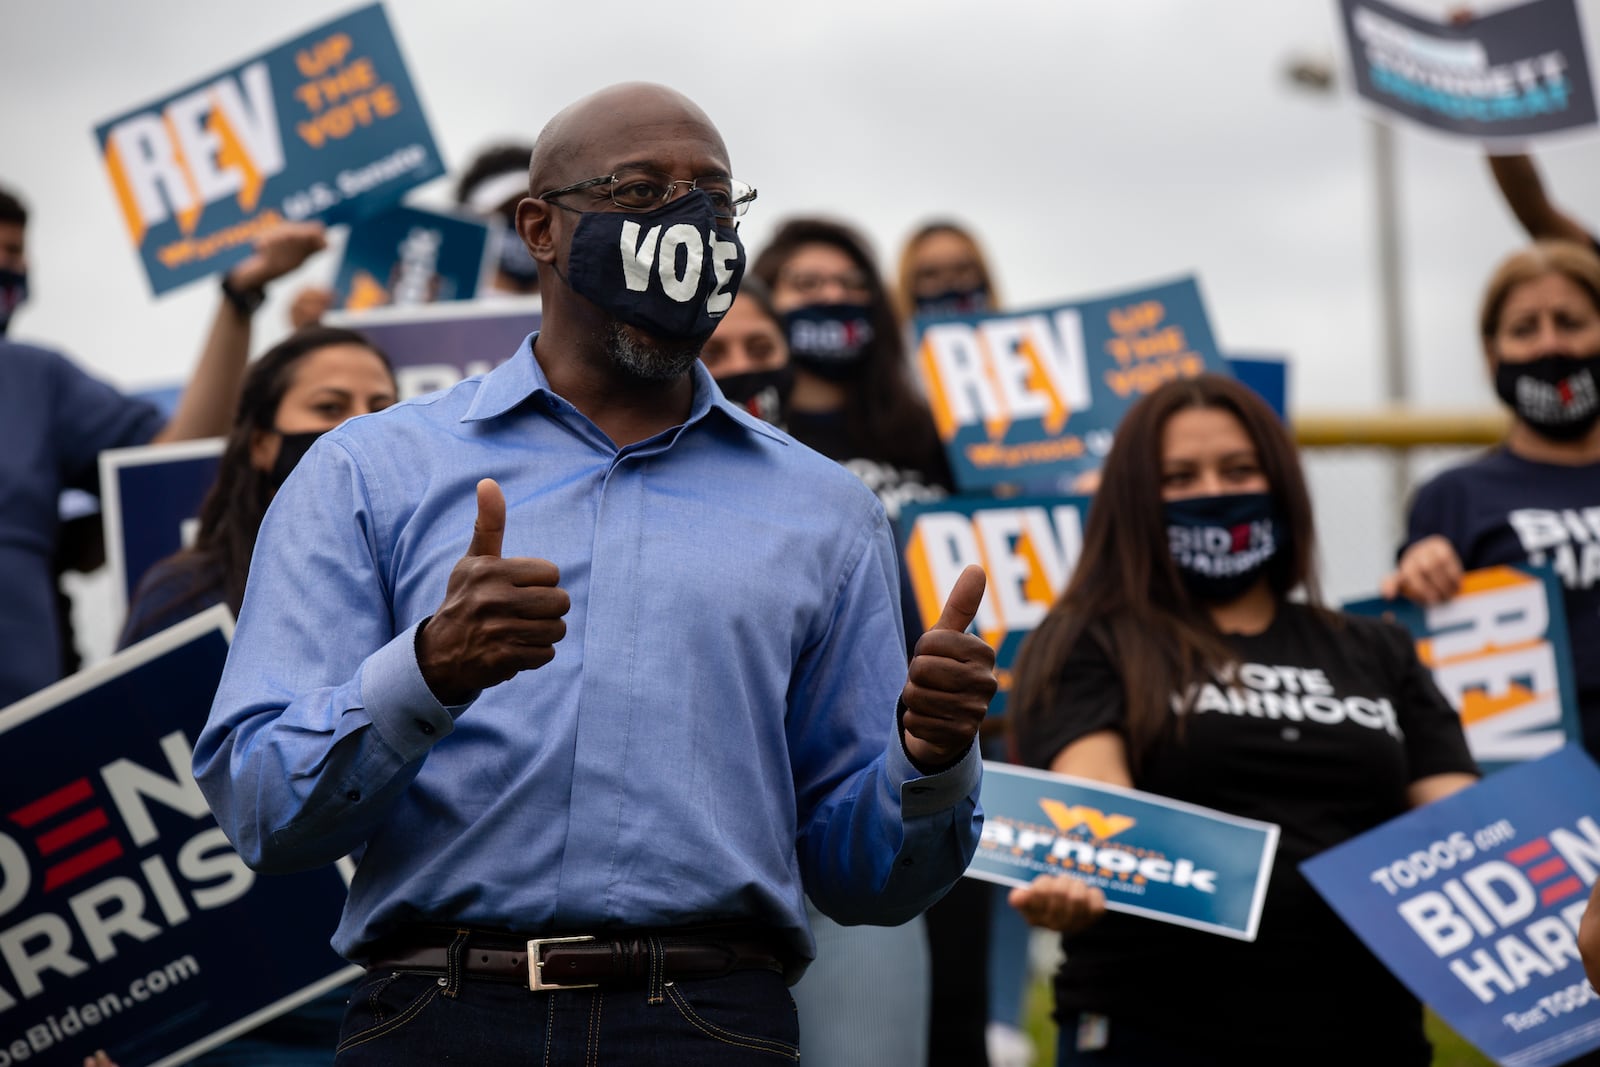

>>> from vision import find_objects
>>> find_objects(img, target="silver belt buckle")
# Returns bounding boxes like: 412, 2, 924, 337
527, 935, 598, 991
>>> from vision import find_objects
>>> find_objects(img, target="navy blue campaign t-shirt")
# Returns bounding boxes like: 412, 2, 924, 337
1404, 447, 1600, 755
0, 340, 163, 706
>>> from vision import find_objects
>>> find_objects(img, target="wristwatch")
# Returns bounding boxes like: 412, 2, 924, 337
220, 273, 265, 317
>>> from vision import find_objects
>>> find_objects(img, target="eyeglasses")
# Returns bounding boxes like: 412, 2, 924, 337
778, 270, 873, 300
538, 167, 758, 220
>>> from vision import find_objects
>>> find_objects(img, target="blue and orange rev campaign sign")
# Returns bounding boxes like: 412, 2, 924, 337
911, 276, 1231, 493
93, 3, 445, 295
1303, 747, 1600, 1067
1344, 564, 1580, 773
973, 763, 1279, 941
899, 494, 1091, 718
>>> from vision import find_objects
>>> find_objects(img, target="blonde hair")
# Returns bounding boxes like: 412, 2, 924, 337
1479, 239, 1600, 358
894, 221, 1000, 320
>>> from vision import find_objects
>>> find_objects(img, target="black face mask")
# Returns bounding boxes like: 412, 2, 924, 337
913, 286, 989, 319
1494, 352, 1600, 441
564, 191, 744, 343
0, 267, 27, 335
716, 366, 793, 425
783, 303, 874, 381
269, 430, 326, 490
1165, 492, 1282, 604
495, 226, 541, 288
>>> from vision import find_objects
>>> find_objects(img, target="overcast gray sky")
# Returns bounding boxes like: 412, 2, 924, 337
4, 0, 1600, 603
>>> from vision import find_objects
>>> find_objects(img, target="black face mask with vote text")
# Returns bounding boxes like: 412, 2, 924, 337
1494, 352, 1600, 442
1165, 492, 1283, 604
565, 191, 744, 343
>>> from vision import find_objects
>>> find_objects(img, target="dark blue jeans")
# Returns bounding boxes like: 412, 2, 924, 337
334, 964, 799, 1065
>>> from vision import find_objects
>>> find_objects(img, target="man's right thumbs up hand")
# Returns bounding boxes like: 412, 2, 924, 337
417, 478, 570, 705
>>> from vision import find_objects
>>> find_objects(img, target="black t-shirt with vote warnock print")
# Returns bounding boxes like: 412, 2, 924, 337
1405, 446, 1600, 756
1013, 603, 1477, 1063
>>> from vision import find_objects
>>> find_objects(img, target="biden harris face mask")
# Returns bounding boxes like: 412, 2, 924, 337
1165, 492, 1283, 603
564, 191, 744, 344
1494, 352, 1600, 442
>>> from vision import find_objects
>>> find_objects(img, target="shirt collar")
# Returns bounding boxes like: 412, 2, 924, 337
461, 331, 787, 444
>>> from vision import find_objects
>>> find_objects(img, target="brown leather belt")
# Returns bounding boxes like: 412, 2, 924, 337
369, 926, 787, 991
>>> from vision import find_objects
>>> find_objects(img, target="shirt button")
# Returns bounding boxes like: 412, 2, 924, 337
346, 790, 361, 803
417, 719, 436, 736
900, 858, 915, 868
908, 785, 930, 795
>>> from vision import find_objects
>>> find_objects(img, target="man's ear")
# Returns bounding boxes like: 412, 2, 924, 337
516, 197, 557, 264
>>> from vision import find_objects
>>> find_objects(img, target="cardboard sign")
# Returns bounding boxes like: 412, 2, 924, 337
93, 3, 445, 294
899, 495, 1091, 717
99, 438, 224, 620
1302, 747, 1600, 1067
911, 277, 1230, 492
972, 763, 1279, 941
1337, 0, 1598, 146
1344, 565, 1581, 773
325, 298, 540, 399
0, 608, 357, 1066
331, 204, 493, 310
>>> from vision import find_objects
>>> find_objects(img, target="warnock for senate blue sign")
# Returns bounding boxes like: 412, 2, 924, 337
93, 3, 445, 295
0, 609, 357, 1066
899, 495, 1091, 718
1303, 747, 1600, 1067
910, 277, 1231, 493
972, 763, 1278, 941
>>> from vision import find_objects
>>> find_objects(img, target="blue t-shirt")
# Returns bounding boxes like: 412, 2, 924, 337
0, 339, 164, 706
1404, 446, 1600, 754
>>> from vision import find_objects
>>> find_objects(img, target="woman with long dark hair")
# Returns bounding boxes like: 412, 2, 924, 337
1009, 373, 1478, 1066
120, 326, 396, 643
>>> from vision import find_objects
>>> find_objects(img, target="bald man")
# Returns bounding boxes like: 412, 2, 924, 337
195, 83, 995, 1064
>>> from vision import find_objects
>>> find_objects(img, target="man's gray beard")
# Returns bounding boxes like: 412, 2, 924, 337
603, 321, 702, 381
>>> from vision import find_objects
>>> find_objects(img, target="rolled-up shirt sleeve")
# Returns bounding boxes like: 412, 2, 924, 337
787, 507, 982, 926
193, 436, 459, 874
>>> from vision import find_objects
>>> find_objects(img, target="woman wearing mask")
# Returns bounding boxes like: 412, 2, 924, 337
1386, 240, 1600, 759
122, 326, 396, 645
698, 275, 791, 426
117, 326, 395, 1064
1009, 373, 1478, 1066
750, 218, 984, 1067
896, 220, 1001, 320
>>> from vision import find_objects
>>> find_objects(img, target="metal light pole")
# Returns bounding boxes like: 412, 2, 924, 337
1288, 56, 1412, 518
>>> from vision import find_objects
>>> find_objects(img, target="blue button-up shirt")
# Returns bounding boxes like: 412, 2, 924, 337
195, 335, 981, 966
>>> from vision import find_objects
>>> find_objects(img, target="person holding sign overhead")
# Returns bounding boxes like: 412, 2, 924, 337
1384, 241, 1600, 760
196, 83, 995, 1065
1010, 373, 1478, 1065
